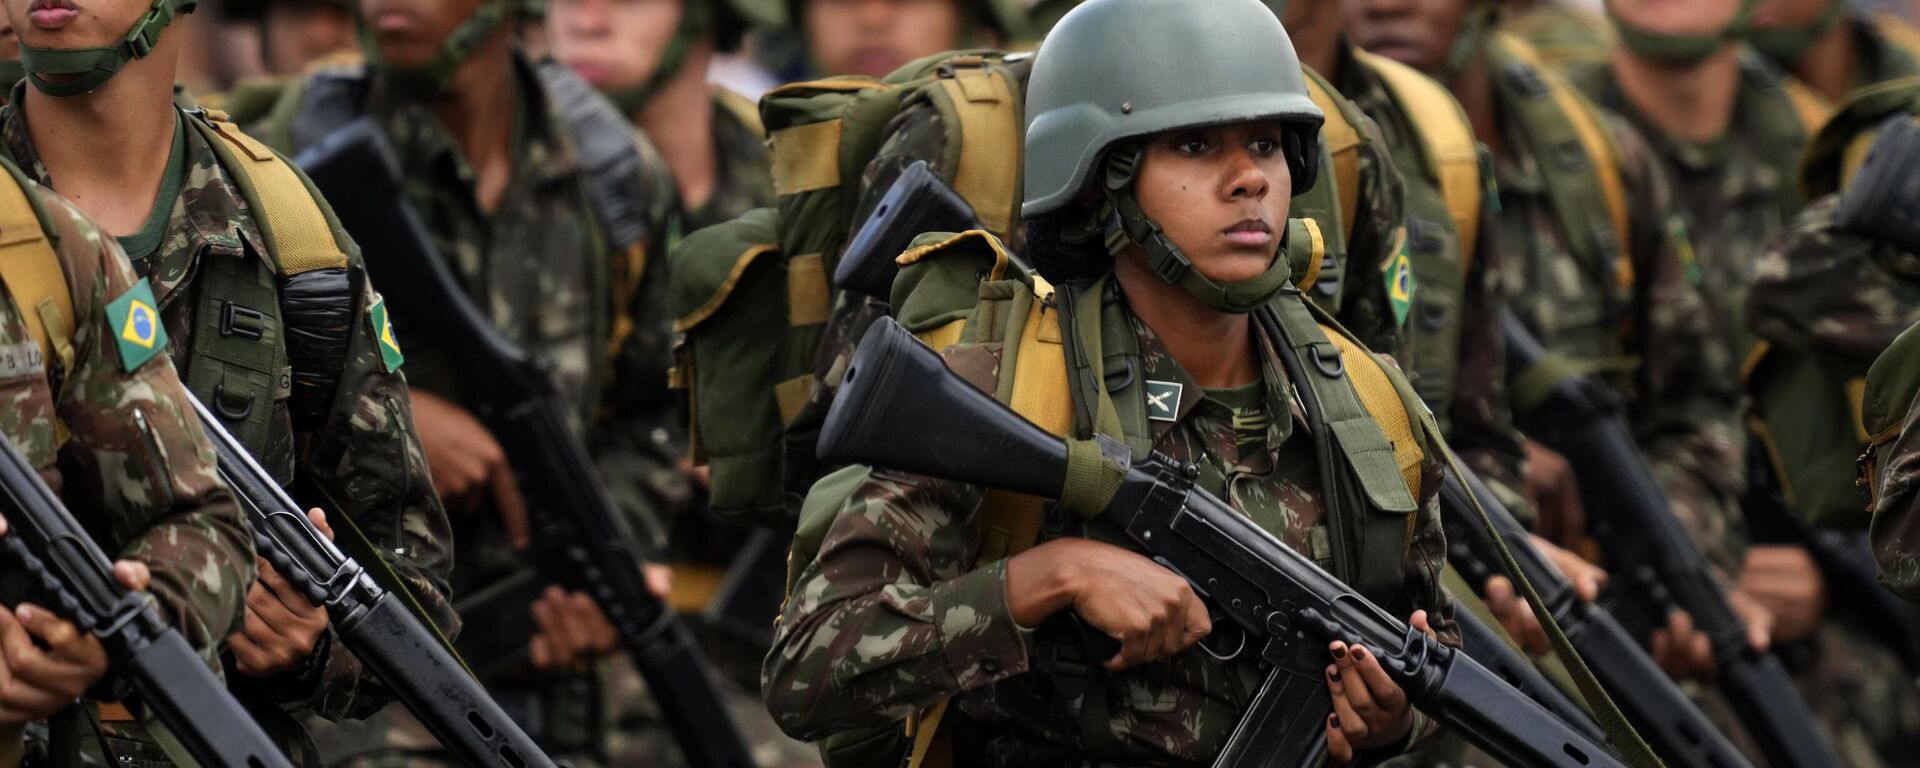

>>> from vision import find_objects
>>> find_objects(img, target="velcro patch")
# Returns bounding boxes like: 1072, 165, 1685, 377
106, 281, 166, 373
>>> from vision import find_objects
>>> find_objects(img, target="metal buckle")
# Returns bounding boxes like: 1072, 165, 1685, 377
220, 301, 265, 341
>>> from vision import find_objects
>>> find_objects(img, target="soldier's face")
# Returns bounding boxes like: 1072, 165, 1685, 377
0, 16, 16, 59
1750, 0, 1832, 32
1131, 121, 1295, 284
1342, 0, 1471, 76
547, 0, 682, 93
1605, 0, 1744, 39
5, 0, 162, 58
358, 0, 486, 70
262, 0, 354, 75
805, 0, 962, 77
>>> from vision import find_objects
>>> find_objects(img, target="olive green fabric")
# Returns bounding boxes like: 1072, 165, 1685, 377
1608, 0, 1759, 64
115, 116, 189, 263
353, 0, 534, 95
1801, 77, 1920, 199
1020, 0, 1322, 217
1751, 0, 1847, 61
1868, 323, 1920, 446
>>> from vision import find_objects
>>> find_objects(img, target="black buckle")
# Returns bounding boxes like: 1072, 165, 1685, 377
212, 384, 254, 421
220, 301, 265, 341
1309, 343, 1345, 378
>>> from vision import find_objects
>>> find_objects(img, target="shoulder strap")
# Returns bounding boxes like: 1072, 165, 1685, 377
539, 59, 659, 254
929, 56, 1024, 240
191, 111, 352, 276
0, 163, 75, 405
1302, 68, 1363, 244
1783, 78, 1836, 136
1873, 13, 1920, 63
1355, 50, 1483, 266
713, 86, 765, 138
1492, 33, 1635, 296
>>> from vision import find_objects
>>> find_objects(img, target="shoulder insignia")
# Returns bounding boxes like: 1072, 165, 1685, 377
107, 281, 166, 373
1145, 380, 1183, 423
369, 296, 404, 372
1383, 228, 1416, 327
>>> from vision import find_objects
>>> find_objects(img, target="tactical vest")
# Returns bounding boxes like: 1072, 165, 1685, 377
1348, 50, 1486, 428
785, 228, 1434, 768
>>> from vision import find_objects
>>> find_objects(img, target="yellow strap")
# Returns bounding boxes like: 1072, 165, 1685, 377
712, 86, 766, 138
200, 115, 349, 276
787, 253, 831, 326
935, 61, 1022, 239
1304, 74, 1362, 244
1356, 50, 1483, 266
1875, 13, 1920, 63
1847, 377, 1871, 446
1783, 79, 1835, 137
1320, 327, 1425, 499
906, 699, 952, 768
0, 172, 74, 389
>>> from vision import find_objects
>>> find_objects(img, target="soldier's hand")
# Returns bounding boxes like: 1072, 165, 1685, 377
1739, 545, 1825, 643
1650, 595, 1772, 680
410, 390, 529, 548
0, 508, 140, 724
230, 509, 334, 677
1006, 538, 1210, 671
1484, 536, 1607, 655
1524, 440, 1586, 545
529, 587, 620, 674
1325, 611, 1435, 765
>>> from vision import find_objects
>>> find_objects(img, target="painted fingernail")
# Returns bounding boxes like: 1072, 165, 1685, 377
1329, 715, 1340, 729
1331, 668, 1341, 682
1331, 645, 1346, 659
1354, 647, 1368, 659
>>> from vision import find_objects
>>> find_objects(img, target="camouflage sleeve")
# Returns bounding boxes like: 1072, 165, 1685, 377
590, 133, 691, 555
288, 255, 458, 721
1407, 441, 1461, 649
40, 191, 250, 667
763, 468, 1030, 740
1611, 118, 1746, 575
1451, 199, 1528, 520
1331, 113, 1409, 355
1872, 390, 1920, 600
1748, 196, 1920, 364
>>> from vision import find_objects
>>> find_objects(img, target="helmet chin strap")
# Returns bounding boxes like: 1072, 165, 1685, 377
1610, 0, 1760, 65
359, 0, 533, 96
19, 0, 196, 97
1749, 0, 1846, 62
597, 1, 710, 115
1103, 145, 1294, 314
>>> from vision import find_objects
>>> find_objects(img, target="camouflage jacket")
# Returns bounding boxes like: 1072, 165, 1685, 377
1303, 68, 1413, 358
0, 87, 455, 723
766, 287, 1457, 766
1748, 196, 1920, 529
1872, 371, 1920, 601
258, 51, 684, 565
0, 162, 249, 669
1332, 43, 1527, 513
682, 88, 774, 235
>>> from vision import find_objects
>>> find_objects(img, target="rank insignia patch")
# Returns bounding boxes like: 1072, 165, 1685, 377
370, 297, 404, 372
107, 281, 166, 372
1145, 380, 1183, 422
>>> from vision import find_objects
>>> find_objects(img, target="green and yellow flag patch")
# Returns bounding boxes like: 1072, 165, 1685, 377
370, 297, 404, 372
107, 281, 166, 373
1383, 231, 1416, 328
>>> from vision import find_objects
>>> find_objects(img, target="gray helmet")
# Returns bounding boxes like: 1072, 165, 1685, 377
1022, 0, 1324, 218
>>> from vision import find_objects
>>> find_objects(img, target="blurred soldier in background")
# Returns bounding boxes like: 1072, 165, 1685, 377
1749, 0, 1920, 102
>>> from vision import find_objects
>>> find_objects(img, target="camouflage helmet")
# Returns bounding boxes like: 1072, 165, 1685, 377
1023, 0, 1323, 218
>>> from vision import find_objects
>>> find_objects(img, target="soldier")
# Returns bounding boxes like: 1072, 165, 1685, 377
257, 0, 355, 76
764, 1, 1458, 765
0, 0, 457, 763
245, 0, 683, 763
791, 0, 1023, 77
1343, 0, 1766, 673
547, 0, 775, 233
1750, 0, 1920, 103
0, 155, 250, 763
1871, 329, 1920, 602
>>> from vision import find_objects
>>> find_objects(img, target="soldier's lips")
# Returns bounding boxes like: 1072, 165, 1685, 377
27, 0, 77, 30
566, 61, 616, 87
1223, 219, 1273, 248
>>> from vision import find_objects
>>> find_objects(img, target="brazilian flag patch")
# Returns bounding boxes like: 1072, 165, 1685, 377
107, 281, 166, 373
1383, 230, 1416, 328
370, 297, 404, 372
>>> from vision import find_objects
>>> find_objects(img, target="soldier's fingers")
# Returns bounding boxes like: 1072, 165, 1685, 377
1327, 665, 1363, 729
492, 466, 530, 551
0, 610, 41, 669
1329, 641, 1355, 673
528, 634, 552, 671
1348, 646, 1395, 714
0, 676, 71, 718
1326, 715, 1354, 766
568, 592, 616, 654
1410, 610, 1437, 641
306, 508, 335, 543
14, 604, 75, 650
553, 592, 595, 657
1649, 628, 1679, 678
1338, 695, 1372, 746
0, 512, 9, 537
642, 564, 673, 600
1689, 632, 1714, 677
112, 560, 150, 592
254, 558, 314, 613
1181, 593, 1212, 646
247, 577, 306, 630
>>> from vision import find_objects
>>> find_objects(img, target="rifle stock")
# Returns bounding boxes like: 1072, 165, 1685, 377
836, 160, 983, 301
189, 395, 556, 768
296, 119, 754, 768
1440, 452, 1753, 768
1503, 310, 1842, 768
820, 317, 1628, 768
0, 433, 293, 768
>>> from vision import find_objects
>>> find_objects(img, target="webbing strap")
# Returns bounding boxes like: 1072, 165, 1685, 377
1356, 50, 1484, 264
1268, 298, 1419, 514
1303, 71, 1362, 244
1059, 279, 1126, 516
0, 168, 74, 393
190, 114, 350, 276
934, 58, 1021, 238
1435, 442, 1665, 768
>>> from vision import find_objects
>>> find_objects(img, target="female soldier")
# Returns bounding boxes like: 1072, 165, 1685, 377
763, 0, 1457, 764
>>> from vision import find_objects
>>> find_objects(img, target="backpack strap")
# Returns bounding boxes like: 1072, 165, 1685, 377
1355, 50, 1483, 266
713, 86, 766, 138
539, 59, 662, 255
0, 161, 75, 433
1783, 78, 1836, 138
1302, 68, 1363, 244
191, 111, 352, 276
928, 55, 1024, 239
1490, 34, 1635, 296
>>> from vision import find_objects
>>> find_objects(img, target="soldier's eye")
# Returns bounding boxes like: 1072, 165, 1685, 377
1248, 136, 1281, 155
1170, 133, 1213, 155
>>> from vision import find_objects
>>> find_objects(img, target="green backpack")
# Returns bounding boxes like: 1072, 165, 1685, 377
668, 51, 1030, 527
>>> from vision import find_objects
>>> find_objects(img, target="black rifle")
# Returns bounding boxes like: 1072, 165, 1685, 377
0, 432, 293, 768
836, 160, 983, 301
1836, 114, 1920, 251
295, 119, 754, 768
188, 395, 556, 768
1440, 449, 1753, 768
820, 316, 1630, 768
1503, 310, 1843, 767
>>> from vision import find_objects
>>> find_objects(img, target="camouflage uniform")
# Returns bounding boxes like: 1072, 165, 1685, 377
765, 285, 1459, 765
684, 89, 775, 235
251, 52, 684, 766
1329, 42, 1526, 512
1496, 3, 1613, 67
1, 84, 455, 764
0, 163, 249, 667
1873, 374, 1920, 599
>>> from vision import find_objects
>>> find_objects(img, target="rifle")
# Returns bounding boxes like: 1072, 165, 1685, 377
1439, 447, 1754, 768
1836, 114, 1920, 251
188, 395, 556, 768
836, 160, 983, 301
1503, 310, 1843, 767
295, 119, 755, 768
820, 316, 1631, 768
0, 432, 292, 768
